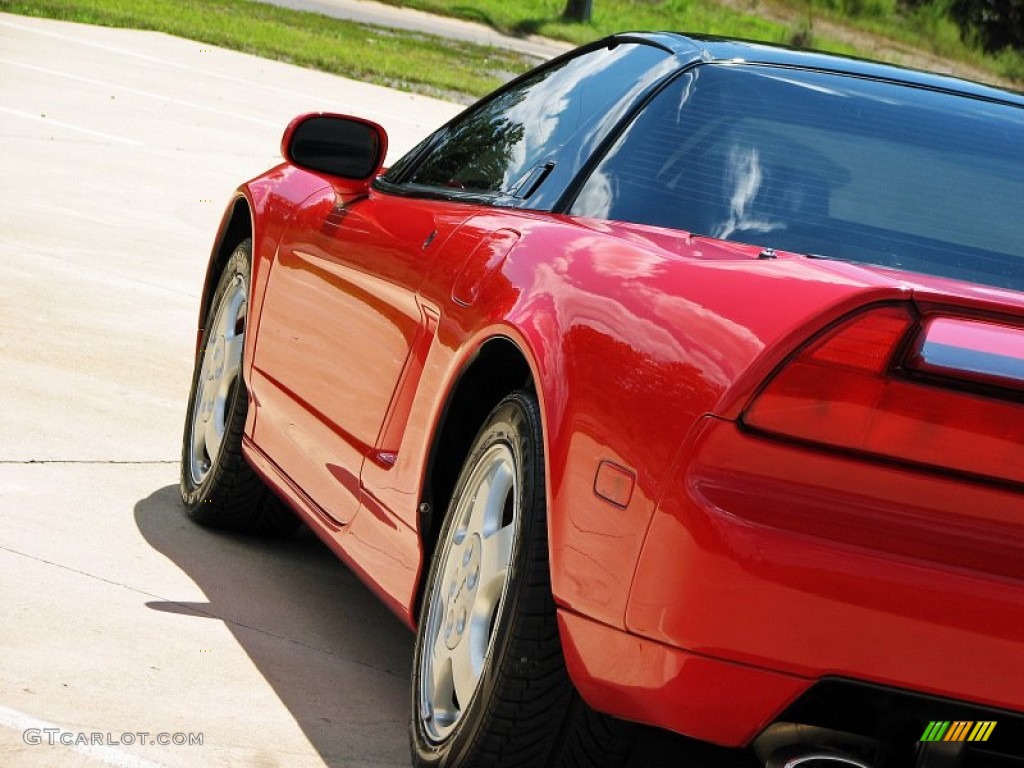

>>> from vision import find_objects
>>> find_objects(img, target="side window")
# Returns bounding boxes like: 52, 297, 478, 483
400, 43, 670, 199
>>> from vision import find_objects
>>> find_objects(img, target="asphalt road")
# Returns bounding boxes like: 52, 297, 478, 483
0, 12, 758, 768
255, 0, 572, 61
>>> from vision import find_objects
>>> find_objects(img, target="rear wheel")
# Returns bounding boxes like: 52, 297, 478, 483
411, 390, 634, 768
179, 239, 297, 537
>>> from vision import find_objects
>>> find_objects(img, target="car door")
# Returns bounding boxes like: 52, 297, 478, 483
250, 40, 674, 530
251, 188, 474, 525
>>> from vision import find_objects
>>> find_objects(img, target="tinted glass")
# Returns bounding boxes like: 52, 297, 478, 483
403, 43, 670, 198
289, 117, 380, 179
571, 64, 1024, 291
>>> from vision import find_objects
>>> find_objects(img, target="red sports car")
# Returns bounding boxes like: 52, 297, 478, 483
181, 33, 1024, 768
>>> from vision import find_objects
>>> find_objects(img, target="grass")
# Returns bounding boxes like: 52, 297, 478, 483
794, 0, 1024, 82
756, 0, 1024, 82
370, 0, 790, 45
370, 0, 1023, 85
0, 0, 537, 101
5, 0, 1021, 98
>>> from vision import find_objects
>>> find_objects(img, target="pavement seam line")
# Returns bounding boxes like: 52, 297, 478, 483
0, 106, 145, 146
0, 545, 406, 678
2, 57, 280, 128
0, 460, 178, 465
5, 240, 202, 299
0, 15, 454, 125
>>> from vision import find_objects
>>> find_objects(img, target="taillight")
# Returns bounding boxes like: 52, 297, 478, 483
742, 303, 1024, 486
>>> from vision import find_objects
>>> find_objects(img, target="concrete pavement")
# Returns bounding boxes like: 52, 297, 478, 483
0, 11, 460, 464
0, 13, 459, 767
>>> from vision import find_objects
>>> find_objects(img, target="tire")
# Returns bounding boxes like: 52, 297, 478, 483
179, 239, 298, 537
411, 390, 635, 768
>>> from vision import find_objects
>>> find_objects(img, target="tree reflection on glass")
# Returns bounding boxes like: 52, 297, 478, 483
411, 86, 532, 195
410, 85, 532, 194
405, 44, 670, 200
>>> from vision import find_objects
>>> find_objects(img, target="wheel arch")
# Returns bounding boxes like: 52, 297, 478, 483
414, 334, 541, 618
196, 195, 254, 356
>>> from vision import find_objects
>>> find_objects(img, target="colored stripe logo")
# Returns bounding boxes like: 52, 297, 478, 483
920, 721, 996, 742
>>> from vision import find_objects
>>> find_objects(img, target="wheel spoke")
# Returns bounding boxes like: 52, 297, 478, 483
451, 626, 481, 713
222, 333, 244, 382
428, 636, 458, 727
463, 472, 492, 540
484, 462, 513, 535
479, 523, 514, 603
203, 408, 224, 461
214, 338, 241, 427
190, 403, 208, 474
465, 457, 513, 539
216, 279, 245, 336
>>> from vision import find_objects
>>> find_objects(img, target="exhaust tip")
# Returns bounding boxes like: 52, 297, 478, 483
766, 746, 874, 768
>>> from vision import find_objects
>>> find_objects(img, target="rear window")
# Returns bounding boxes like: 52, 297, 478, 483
570, 64, 1024, 291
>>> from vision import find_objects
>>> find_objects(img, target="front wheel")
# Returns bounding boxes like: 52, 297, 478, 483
410, 390, 634, 768
179, 239, 297, 537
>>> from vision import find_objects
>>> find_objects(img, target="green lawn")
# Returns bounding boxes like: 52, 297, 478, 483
371, 0, 1024, 84
372, 0, 794, 45
4, 0, 1021, 98
0, 0, 537, 101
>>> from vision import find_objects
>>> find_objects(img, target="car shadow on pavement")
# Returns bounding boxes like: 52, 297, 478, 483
134, 484, 758, 768
134, 484, 415, 767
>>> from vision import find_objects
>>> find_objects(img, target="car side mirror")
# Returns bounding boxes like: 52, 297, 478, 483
282, 113, 388, 189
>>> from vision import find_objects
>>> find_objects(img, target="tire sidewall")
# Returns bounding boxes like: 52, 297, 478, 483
411, 393, 544, 768
179, 241, 251, 510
